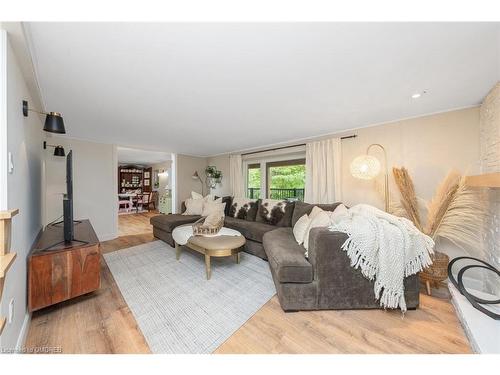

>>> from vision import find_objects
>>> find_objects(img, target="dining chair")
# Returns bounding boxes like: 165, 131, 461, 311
137, 192, 153, 212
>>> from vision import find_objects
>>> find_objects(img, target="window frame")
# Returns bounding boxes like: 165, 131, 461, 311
265, 158, 306, 199
246, 162, 261, 199
243, 151, 306, 200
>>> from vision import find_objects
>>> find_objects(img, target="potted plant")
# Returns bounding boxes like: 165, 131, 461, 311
205, 166, 223, 189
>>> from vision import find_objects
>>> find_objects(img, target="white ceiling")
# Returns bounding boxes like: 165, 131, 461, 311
117, 147, 171, 166
26, 22, 499, 156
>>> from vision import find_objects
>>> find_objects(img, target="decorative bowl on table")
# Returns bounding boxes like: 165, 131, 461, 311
192, 216, 224, 236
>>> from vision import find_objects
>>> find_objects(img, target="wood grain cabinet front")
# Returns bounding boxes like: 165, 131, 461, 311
28, 220, 101, 312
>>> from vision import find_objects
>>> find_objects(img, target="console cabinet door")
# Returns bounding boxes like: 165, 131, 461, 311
29, 245, 100, 312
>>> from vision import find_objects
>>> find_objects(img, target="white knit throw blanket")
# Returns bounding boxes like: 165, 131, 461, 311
329, 204, 434, 312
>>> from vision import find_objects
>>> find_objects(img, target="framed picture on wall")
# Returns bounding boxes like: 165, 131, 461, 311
144, 171, 150, 178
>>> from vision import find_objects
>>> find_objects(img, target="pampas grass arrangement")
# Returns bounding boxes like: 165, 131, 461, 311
392, 167, 423, 232
391, 168, 486, 294
426, 174, 487, 252
424, 171, 461, 237
392, 168, 486, 255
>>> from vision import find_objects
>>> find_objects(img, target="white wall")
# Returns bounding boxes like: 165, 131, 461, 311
207, 154, 231, 197
0, 32, 44, 350
44, 136, 118, 241
175, 154, 207, 212
341, 107, 480, 208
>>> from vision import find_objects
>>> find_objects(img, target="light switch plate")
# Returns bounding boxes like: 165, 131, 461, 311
8, 298, 14, 324
8, 152, 13, 173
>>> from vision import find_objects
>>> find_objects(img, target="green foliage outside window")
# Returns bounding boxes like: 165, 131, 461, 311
247, 163, 305, 200
248, 167, 261, 188
268, 165, 305, 189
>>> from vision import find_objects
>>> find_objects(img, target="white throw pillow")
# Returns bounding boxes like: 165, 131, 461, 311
191, 191, 203, 200
201, 201, 226, 217
293, 214, 311, 245
183, 198, 204, 215
328, 204, 348, 224
303, 210, 331, 255
191, 191, 218, 202
309, 205, 323, 220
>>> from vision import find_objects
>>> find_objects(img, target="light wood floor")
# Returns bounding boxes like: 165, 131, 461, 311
118, 210, 158, 236
25, 213, 471, 354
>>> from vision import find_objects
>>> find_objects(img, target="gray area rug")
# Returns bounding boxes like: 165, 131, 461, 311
104, 240, 276, 353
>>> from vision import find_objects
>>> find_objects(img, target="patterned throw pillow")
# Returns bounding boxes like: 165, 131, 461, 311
256, 199, 294, 226
228, 198, 258, 221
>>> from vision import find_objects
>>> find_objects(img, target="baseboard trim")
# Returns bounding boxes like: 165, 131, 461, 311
99, 232, 118, 242
15, 312, 31, 352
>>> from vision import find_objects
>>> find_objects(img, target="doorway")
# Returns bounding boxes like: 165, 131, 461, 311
116, 147, 172, 236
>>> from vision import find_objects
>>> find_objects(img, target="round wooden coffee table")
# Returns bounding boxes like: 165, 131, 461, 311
172, 225, 246, 280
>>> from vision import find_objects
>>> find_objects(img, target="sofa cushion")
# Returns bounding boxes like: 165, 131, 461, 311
255, 199, 295, 227
263, 227, 313, 283
150, 214, 201, 232
291, 201, 342, 227
228, 198, 259, 221
224, 216, 276, 243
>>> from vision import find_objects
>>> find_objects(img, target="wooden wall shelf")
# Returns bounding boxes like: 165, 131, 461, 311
0, 209, 19, 220
0, 252, 16, 278
0, 208, 19, 336
465, 172, 500, 188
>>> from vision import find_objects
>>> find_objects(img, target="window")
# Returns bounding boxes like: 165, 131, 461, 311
266, 159, 305, 201
247, 163, 261, 199
245, 158, 305, 201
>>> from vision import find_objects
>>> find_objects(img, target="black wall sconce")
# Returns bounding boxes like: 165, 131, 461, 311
23, 100, 66, 134
43, 141, 65, 157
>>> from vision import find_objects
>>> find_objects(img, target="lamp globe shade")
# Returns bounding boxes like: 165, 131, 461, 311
350, 154, 381, 180
44, 112, 66, 134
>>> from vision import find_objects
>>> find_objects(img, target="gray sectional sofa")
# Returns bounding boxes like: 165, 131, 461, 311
150, 198, 420, 311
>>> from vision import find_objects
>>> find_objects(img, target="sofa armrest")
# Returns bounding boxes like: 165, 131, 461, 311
306, 227, 420, 309
307, 227, 349, 278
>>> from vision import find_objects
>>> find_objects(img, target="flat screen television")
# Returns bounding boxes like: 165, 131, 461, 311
63, 150, 74, 242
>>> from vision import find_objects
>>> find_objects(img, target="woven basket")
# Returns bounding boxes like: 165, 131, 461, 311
421, 251, 449, 284
192, 216, 224, 236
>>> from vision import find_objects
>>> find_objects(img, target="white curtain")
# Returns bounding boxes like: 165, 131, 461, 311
229, 154, 245, 198
305, 138, 342, 204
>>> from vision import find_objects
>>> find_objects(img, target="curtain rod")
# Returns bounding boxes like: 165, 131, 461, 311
241, 134, 357, 156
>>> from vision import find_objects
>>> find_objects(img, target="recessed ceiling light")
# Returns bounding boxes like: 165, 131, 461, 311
411, 90, 427, 99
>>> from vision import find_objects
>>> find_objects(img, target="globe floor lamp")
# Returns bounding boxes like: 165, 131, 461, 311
350, 143, 389, 212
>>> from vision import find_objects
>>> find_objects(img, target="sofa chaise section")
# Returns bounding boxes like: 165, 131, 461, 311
264, 226, 420, 311
150, 214, 201, 247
